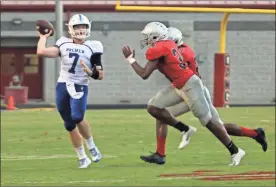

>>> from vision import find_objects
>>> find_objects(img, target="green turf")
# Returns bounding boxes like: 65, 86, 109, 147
1, 107, 275, 186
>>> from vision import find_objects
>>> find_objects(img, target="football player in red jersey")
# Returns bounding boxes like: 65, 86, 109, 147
154, 27, 267, 158
122, 22, 245, 166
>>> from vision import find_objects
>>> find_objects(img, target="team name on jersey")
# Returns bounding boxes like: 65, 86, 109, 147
66, 48, 85, 54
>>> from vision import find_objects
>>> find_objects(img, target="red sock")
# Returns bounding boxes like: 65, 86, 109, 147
156, 136, 166, 156
241, 127, 258, 138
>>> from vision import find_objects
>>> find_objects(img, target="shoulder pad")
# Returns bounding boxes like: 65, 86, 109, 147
55, 36, 72, 47
85, 40, 103, 54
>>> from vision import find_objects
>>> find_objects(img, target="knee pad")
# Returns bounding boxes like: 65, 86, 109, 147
71, 112, 84, 124
209, 104, 224, 126
166, 102, 190, 117
147, 98, 164, 109
198, 111, 212, 126
211, 116, 224, 126
64, 121, 76, 131
147, 97, 155, 106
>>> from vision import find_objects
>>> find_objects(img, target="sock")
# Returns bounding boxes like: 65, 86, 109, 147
226, 141, 239, 155
85, 137, 96, 150
173, 121, 190, 132
156, 136, 166, 156
241, 127, 258, 138
75, 145, 87, 160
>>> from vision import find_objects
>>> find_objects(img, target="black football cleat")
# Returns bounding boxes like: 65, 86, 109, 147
140, 152, 166, 165
254, 128, 268, 152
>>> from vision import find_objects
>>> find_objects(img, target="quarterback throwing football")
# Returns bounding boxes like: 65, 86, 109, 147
37, 14, 102, 168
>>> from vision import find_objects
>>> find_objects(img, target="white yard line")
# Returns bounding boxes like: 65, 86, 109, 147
2, 146, 274, 162
260, 120, 271, 123
1, 154, 117, 161
66, 179, 126, 184
4, 179, 126, 185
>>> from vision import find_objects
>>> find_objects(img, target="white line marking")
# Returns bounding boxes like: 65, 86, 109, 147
1, 154, 116, 161
7, 179, 126, 185
67, 179, 126, 184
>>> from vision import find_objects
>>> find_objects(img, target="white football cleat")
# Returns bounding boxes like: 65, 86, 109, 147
229, 148, 246, 166
89, 147, 102, 162
178, 126, 197, 149
78, 157, 91, 169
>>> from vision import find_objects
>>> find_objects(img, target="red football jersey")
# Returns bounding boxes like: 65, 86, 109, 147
145, 40, 194, 89
178, 43, 201, 78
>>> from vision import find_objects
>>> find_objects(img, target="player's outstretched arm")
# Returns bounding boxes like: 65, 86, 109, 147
36, 31, 59, 58
131, 60, 157, 80
122, 46, 157, 80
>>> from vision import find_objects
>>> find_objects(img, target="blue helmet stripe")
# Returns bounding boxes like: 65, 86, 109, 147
79, 14, 82, 22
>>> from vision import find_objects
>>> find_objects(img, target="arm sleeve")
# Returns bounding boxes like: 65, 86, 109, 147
90, 53, 103, 70
89, 40, 104, 70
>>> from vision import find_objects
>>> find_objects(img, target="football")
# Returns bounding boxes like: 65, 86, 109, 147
36, 20, 54, 36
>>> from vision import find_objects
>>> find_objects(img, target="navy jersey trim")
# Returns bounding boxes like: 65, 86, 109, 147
53, 44, 61, 56
58, 42, 73, 48
82, 44, 93, 54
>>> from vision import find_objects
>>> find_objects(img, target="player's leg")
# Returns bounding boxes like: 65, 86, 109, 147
203, 86, 267, 152
56, 82, 90, 168
177, 75, 245, 166
147, 86, 190, 132
155, 102, 196, 154
155, 119, 167, 157
155, 103, 189, 156
70, 84, 102, 162
224, 124, 267, 151
166, 102, 197, 149
78, 120, 102, 162
141, 86, 194, 164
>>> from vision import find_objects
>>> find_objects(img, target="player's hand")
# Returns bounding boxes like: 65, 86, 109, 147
80, 60, 93, 76
122, 46, 136, 64
122, 46, 136, 58
39, 30, 53, 39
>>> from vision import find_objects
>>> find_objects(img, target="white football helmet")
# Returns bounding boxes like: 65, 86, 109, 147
67, 14, 91, 40
140, 22, 168, 49
168, 27, 183, 46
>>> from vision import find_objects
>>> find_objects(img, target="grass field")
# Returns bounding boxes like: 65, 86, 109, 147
1, 107, 275, 186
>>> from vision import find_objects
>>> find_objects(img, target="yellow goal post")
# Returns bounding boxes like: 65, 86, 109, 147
115, 1, 275, 53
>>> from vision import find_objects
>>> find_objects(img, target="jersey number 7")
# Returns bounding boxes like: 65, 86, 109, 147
68, 52, 79, 74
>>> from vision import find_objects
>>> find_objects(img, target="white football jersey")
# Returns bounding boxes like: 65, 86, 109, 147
55, 36, 103, 85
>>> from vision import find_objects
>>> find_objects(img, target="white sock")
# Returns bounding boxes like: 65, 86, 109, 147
75, 145, 87, 160
85, 137, 96, 150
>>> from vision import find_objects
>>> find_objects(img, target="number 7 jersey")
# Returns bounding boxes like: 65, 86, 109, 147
55, 36, 103, 85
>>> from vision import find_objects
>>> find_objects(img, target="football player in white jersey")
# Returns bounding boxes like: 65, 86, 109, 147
37, 14, 103, 168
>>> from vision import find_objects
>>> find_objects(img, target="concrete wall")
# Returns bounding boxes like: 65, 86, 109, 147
1, 12, 275, 105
